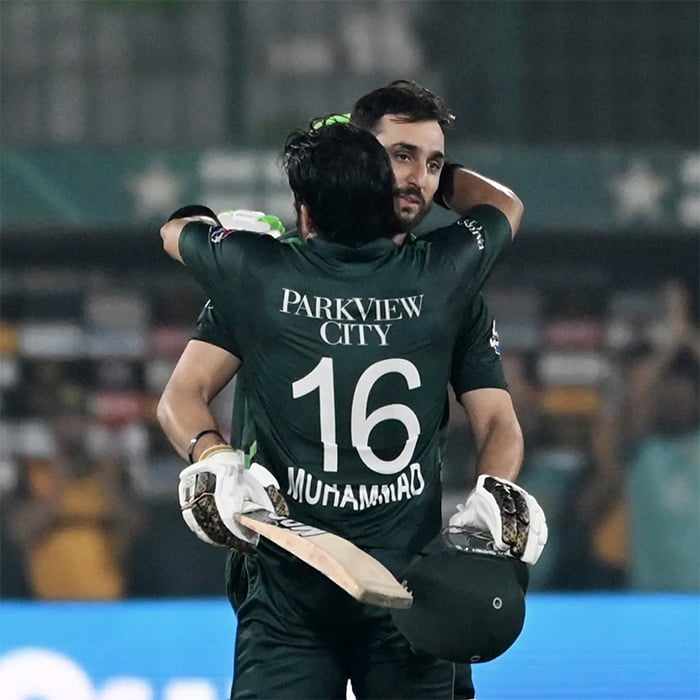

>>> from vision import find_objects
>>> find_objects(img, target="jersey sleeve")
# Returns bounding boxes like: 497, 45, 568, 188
450, 294, 509, 395
192, 300, 242, 358
179, 221, 249, 352
438, 204, 512, 282
423, 204, 512, 292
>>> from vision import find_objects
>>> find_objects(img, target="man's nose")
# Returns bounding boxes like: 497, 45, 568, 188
406, 161, 428, 188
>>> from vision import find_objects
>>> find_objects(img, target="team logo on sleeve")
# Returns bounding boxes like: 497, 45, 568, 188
489, 320, 501, 356
457, 217, 485, 250
210, 226, 235, 243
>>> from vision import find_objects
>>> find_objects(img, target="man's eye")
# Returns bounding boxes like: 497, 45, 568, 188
428, 161, 442, 172
395, 152, 411, 162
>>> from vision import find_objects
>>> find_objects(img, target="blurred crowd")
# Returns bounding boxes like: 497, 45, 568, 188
0, 1, 697, 604
1, 271, 698, 601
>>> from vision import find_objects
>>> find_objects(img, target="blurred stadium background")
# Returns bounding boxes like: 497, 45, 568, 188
0, 2, 698, 699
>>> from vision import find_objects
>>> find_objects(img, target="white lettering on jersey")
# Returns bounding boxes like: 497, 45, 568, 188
489, 319, 501, 356
286, 463, 426, 511
457, 216, 485, 250
280, 288, 424, 346
319, 321, 392, 346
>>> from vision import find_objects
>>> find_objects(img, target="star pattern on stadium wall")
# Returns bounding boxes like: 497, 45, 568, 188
608, 160, 670, 224
125, 160, 186, 220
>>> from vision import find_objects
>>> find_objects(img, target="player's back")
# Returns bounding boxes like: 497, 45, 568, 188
179, 208, 510, 551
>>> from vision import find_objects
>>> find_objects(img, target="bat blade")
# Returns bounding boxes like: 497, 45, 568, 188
234, 508, 413, 609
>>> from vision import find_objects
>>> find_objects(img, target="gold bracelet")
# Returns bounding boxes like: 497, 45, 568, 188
198, 443, 234, 461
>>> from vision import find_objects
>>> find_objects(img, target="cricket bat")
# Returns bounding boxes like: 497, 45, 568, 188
234, 507, 413, 609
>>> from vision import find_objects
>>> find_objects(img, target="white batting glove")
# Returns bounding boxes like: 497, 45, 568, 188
448, 475, 548, 565
217, 210, 285, 238
178, 446, 286, 551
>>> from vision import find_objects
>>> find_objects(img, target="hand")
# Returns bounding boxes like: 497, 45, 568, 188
217, 210, 286, 238
448, 475, 548, 565
178, 446, 288, 552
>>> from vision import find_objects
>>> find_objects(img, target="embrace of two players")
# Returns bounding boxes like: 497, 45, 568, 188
158, 82, 548, 700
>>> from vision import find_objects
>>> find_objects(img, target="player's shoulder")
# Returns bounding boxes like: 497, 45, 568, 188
209, 225, 301, 260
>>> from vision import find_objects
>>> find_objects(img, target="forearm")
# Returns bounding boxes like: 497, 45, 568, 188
458, 388, 524, 482
157, 341, 241, 462
157, 386, 226, 462
473, 415, 524, 482
449, 413, 545, 566
442, 167, 524, 236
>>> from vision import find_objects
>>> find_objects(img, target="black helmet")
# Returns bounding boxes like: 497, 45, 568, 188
391, 527, 529, 663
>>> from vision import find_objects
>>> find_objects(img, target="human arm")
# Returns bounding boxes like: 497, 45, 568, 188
161, 218, 209, 264
448, 395, 546, 566
449, 298, 524, 479
459, 387, 524, 482
161, 207, 285, 264
157, 340, 240, 462
158, 341, 285, 550
158, 218, 287, 547
435, 164, 524, 237
447, 299, 546, 564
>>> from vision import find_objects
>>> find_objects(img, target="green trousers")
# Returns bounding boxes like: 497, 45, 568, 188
227, 544, 455, 700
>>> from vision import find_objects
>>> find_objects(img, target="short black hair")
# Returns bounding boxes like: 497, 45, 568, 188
351, 79, 455, 133
282, 120, 401, 246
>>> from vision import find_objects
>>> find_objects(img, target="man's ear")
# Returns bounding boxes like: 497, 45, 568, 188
299, 203, 316, 240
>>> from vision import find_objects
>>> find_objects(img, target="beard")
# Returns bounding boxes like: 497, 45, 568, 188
396, 203, 431, 231
394, 188, 431, 232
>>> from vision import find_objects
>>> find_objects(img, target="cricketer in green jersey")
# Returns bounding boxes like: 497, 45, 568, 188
159, 82, 539, 700
159, 119, 544, 699
190, 83, 522, 699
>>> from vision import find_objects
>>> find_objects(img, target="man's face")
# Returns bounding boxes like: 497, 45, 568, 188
373, 114, 445, 231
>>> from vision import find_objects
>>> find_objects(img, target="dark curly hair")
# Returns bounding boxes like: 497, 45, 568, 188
282, 120, 402, 246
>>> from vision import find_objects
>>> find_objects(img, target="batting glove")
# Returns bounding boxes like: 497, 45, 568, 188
217, 210, 286, 238
448, 475, 548, 566
179, 445, 288, 552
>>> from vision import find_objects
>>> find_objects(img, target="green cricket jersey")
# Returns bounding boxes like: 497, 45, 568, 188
194, 238, 508, 456
180, 206, 510, 555
195, 290, 507, 451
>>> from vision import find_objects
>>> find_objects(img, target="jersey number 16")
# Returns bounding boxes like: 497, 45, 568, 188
292, 357, 421, 476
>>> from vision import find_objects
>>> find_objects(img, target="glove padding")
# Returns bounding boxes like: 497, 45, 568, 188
217, 209, 286, 238
178, 446, 288, 553
448, 475, 548, 565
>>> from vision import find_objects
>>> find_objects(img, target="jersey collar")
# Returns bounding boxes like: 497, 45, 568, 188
305, 236, 399, 262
